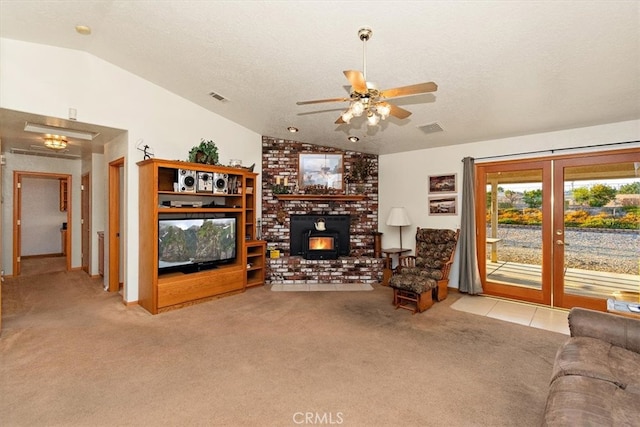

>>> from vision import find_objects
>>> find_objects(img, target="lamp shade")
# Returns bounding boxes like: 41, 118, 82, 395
386, 207, 411, 227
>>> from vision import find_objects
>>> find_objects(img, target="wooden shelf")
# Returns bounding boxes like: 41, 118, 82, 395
137, 158, 259, 314
275, 194, 366, 201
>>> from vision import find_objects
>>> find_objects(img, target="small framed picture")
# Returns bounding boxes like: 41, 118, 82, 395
428, 196, 458, 215
428, 174, 457, 193
299, 153, 344, 190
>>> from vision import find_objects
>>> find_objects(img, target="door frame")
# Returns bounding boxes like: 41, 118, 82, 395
13, 171, 72, 276
476, 159, 553, 305
81, 172, 91, 275
552, 149, 640, 311
477, 147, 640, 309
108, 157, 124, 292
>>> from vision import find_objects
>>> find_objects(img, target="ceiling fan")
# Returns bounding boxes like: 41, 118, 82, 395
296, 27, 438, 126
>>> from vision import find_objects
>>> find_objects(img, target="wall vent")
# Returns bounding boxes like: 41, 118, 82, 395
208, 91, 229, 102
418, 122, 444, 135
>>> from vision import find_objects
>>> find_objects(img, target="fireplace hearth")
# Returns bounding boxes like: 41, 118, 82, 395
290, 214, 350, 260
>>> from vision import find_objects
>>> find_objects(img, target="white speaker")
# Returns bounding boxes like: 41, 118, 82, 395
213, 173, 228, 194
196, 172, 213, 193
177, 169, 196, 193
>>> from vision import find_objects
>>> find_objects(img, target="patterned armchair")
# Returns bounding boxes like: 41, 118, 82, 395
389, 228, 460, 313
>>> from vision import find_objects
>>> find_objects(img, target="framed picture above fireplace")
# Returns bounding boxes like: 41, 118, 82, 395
299, 153, 344, 191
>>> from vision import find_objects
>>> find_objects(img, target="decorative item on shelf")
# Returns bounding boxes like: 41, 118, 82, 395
272, 176, 290, 194
272, 184, 290, 194
188, 139, 219, 165
256, 218, 262, 240
229, 159, 242, 167
302, 184, 340, 195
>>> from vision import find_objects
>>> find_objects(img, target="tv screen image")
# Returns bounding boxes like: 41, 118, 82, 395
158, 217, 236, 274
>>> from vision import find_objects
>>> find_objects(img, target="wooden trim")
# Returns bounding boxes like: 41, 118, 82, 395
108, 157, 125, 293
13, 172, 72, 276
275, 194, 366, 201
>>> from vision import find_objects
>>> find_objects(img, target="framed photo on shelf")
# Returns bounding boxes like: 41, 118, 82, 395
428, 173, 457, 193
428, 195, 458, 216
298, 153, 344, 190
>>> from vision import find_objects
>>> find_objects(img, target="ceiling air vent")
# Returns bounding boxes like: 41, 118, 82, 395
208, 91, 229, 103
418, 122, 444, 135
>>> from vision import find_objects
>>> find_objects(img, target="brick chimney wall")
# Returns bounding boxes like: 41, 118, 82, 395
261, 136, 383, 285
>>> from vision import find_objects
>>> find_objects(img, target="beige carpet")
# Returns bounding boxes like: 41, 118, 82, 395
0, 270, 567, 426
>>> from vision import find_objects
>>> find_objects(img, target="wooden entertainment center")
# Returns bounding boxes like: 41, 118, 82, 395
138, 158, 265, 314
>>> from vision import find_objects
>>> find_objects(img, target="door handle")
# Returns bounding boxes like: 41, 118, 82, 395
555, 240, 564, 246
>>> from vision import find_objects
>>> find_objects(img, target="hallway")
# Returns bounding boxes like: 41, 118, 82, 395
19, 256, 66, 277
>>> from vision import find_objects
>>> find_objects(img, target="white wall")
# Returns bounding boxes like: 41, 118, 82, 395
88, 153, 105, 276
379, 120, 640, 289
1, 38, 263, 302
20, 177, 67, 256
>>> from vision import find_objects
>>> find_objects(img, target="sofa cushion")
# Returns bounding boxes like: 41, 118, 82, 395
551, 336, 640, 389
543, 375, 640, 426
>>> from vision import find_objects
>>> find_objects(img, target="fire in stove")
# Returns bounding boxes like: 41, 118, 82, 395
308, 237, 335, 251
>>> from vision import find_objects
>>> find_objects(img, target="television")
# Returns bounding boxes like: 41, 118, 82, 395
158, 216, 237, 275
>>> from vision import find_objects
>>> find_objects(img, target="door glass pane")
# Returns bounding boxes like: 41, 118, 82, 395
485, 169, 543, 289
562, 162, 640, 302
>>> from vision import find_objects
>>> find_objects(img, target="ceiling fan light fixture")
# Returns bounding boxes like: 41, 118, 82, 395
367, 112, 380, 126
43, 135, 68, 150
376, 102, 391, 119
351, 100, 365, 117
341, 110, 354, 124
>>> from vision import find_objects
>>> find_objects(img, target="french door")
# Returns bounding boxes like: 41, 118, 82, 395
476, 149, 639, 310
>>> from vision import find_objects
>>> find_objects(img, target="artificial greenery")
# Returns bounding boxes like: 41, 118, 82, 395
346, 155, 373, 183
188, 139, 219, 165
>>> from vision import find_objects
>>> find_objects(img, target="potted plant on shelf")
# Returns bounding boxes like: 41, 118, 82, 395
188, 139, 219, 165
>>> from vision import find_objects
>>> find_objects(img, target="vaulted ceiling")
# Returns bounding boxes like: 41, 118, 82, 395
1, 1, 638, 156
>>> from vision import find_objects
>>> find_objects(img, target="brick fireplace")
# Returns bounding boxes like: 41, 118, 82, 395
261, 136, 384, 285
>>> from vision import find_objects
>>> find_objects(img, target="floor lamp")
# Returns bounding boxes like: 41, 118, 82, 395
386, 207, 411, 249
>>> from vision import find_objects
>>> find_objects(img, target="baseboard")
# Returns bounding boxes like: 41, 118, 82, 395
122, 299, 139, 307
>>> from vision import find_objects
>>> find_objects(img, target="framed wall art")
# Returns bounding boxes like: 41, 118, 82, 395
428, 195, 458, 216
298, 153, 344, 190
428, 173, 457, 193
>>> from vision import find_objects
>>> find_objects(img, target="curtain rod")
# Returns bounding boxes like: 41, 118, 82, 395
468, 139, 640, 162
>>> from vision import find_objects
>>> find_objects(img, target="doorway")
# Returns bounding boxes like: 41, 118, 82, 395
13, 172, 71, 276
476, 149, 640, 310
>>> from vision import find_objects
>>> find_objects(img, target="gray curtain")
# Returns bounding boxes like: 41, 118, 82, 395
458, 157, 483, 294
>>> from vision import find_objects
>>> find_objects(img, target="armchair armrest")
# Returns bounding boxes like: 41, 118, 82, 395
568, 307, 640, 354
396, 255, 416, 273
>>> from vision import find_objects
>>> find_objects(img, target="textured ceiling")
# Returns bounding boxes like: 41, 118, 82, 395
0, 1, 638, 155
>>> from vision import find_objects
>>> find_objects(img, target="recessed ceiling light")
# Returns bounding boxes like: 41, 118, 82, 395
348, 136, 359, 143
287, 126, 299, 133
75, 25, 92, 36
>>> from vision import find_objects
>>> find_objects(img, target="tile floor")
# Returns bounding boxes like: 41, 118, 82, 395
451, 295, 570, 335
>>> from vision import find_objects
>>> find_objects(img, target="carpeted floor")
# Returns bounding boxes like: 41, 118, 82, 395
0, 270, 568, 426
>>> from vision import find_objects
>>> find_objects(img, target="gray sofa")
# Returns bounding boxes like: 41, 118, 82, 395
543, 307, 640, 426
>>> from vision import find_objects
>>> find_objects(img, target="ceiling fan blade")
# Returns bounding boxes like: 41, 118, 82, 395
297, 97, 350, 105
335, 115, 346, 124
388, 104, 412, 119
343, 70, 367, 94
380, 82, 438, 99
